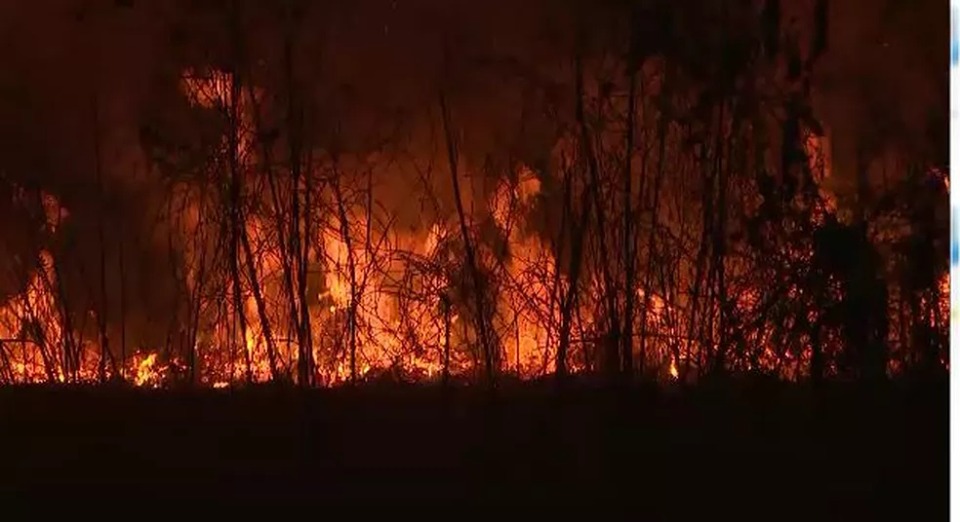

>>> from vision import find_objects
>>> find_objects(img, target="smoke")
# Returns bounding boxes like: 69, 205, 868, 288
0, 0, 180, 346
810, 0, 945, 189
0, 0, 570, 351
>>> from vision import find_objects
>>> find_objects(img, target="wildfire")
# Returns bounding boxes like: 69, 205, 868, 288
132, 353, 163, 388
0, 51, 944, 388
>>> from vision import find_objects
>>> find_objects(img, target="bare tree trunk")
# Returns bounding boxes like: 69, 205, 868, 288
229, 223, 251, 383
555, 183, 583, 381
188, 232, 208, 385
621, 62, 638, 380
438, 88, 496, 387
225, 1, 280, 382
331, 160, 359, 383
298, 149, 314, 386
29, 195, 78, 382
576, 71, 620, 380
556, 52, 600, 383
283, 29, 314, 387
711, 100, 729, 375
242, 81, 301, 384
118, 219, 127, 382
91, 94, 116, 383
442, 293, 451, 387
686, 141, 714, 379
576, 46, 631, 381
238, 224, 281, 380
226, 38, 253, 383
638, 112, 668, 377
47, 254, 77, 382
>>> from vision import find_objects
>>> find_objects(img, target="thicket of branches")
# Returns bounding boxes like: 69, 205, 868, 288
0, 0, 946, 387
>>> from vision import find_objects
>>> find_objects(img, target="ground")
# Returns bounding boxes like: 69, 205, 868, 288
0, 377, 947, 518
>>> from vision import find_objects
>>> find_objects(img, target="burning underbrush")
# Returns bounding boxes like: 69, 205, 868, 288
0, 127, 943, 389
0, 1, 947, 389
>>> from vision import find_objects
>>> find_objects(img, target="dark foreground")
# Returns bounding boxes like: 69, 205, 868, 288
0, 378, 947, 518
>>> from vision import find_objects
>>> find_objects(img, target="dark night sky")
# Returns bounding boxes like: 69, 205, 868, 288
0, 0, 943, 190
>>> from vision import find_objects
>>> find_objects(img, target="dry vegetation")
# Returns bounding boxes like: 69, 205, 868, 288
0, 0, 946, 388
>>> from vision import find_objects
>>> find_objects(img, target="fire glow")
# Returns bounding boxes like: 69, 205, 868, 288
0, 8, 946, 387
